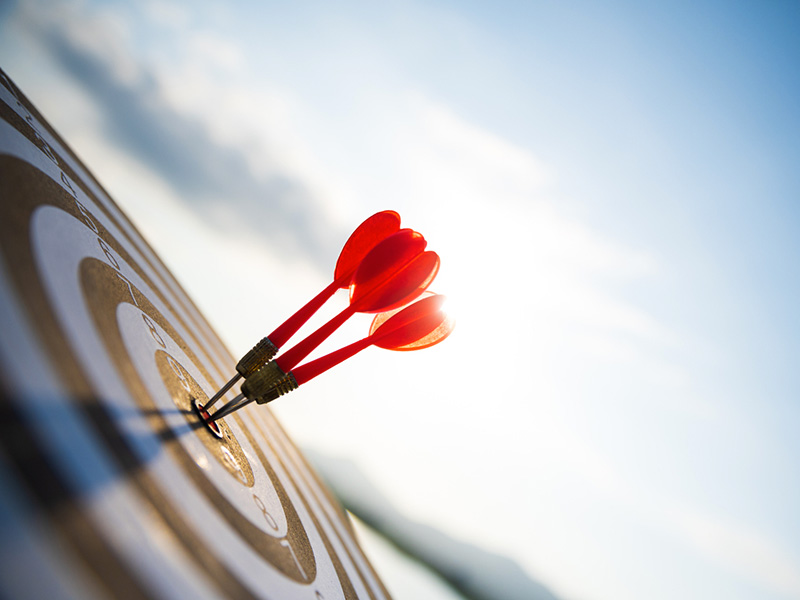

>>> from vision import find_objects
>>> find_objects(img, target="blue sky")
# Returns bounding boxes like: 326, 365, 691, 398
2, 1, 799, 599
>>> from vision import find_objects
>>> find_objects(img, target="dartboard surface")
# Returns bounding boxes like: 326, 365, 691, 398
0, 70, 389, 600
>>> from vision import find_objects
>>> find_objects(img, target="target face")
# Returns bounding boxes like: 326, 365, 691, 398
0, 71, 389, 600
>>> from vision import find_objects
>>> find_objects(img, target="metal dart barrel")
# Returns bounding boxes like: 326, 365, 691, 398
205, 336, 278, 409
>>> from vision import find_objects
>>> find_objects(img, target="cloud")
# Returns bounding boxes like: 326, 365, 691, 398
15, 0, 340, 270
674, 509, 800, 599
142, 0, 190, 31
185, 31, 246, 73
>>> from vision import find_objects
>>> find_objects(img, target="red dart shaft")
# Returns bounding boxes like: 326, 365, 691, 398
274, 303, 356, 373
266, 272, 349, 348
292, 335, 374, 385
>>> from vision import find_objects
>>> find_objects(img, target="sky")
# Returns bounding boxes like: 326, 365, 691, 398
1, 0, 800, 599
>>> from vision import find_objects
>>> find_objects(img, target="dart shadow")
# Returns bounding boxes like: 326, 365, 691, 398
0, 393, 215, 513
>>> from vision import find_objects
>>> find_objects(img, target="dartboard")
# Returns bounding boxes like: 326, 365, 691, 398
0, 70, 389, 600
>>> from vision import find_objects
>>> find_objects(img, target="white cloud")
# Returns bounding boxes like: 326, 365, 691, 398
417, 95, 552, 195
142, 0, 190, 31
186, 31, 246, 73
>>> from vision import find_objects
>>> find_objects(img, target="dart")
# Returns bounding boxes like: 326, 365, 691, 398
207, 230, 440, 420
208, 294, 454, 421
205, 210, 402, 408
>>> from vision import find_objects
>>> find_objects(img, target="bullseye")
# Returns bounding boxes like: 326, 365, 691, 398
193, 399, 223, 439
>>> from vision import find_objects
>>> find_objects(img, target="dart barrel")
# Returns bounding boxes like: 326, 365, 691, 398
236, 335, 279, 376
241, 360, 289, 400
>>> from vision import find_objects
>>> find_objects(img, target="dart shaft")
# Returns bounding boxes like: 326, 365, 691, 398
205, 373, 241, 409
208, 393, 253, 422
275, 304, 355, 373
267, 276, 344, 348
292, 335, 373, 385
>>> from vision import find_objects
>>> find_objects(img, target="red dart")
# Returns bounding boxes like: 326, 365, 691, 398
205, 210, 401, 408
227, 229, 440, 406
208, 294, 453, 421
